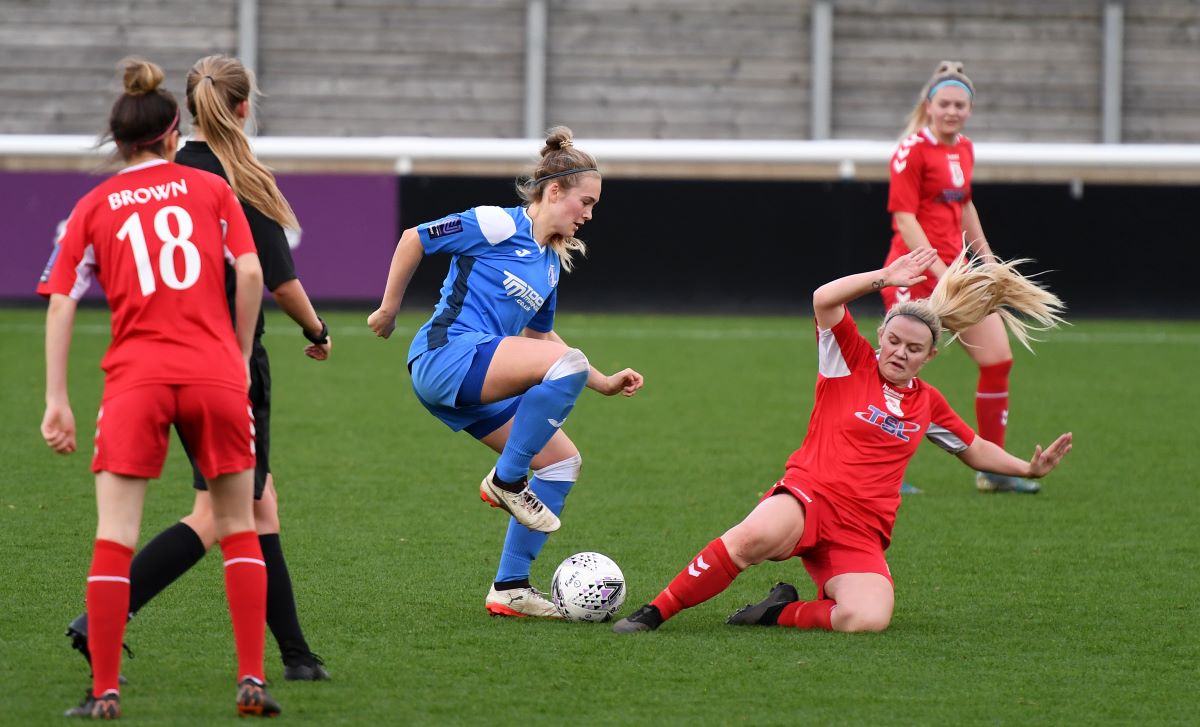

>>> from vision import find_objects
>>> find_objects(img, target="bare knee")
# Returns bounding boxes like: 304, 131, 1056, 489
181, 492, 218, 548
720, 526, 785, 569
831, 601, 893, 633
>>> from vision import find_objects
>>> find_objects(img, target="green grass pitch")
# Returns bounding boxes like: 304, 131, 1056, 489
1, 308, 1196, 724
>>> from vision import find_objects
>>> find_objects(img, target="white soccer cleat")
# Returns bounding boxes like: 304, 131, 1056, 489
485, 584, 564, 619
478, 468, 561, 533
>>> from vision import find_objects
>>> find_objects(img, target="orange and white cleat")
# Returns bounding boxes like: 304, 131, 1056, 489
485, 583, 563, 619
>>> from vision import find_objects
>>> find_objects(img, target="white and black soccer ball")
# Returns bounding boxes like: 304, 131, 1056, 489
551, 552, 626, 622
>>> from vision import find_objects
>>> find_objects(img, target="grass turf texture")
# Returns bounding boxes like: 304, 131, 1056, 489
1, 308, 1196, 725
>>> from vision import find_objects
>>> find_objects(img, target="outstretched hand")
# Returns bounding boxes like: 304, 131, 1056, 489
883, 247, 939, 289
597, 368, 644, 397
1029, 432, 1073, 478
368, 308, 397, 339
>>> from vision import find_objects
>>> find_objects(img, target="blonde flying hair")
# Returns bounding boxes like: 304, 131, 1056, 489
185, 55, 298, 229
902, 60, 976, 139
515, 126, 599, 273
883, 252, 1066, 352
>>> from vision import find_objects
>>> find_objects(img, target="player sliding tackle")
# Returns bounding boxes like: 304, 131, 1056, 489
614, 247, 1072, 634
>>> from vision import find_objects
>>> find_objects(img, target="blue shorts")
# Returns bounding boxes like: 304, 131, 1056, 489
409, 333, 521, 438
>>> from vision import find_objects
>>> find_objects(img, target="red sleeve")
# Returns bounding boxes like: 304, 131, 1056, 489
962, 136, 974, 204
924, 384, 977, 453
816, 306, 877, 378
36, 197, 94, 299
887, 137, 923, 215
218, 181, 256, 259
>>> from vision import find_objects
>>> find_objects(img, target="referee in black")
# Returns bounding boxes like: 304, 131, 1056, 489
66, 54, 331, 681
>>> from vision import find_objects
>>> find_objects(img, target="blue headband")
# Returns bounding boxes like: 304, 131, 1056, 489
928, 79, 973, 100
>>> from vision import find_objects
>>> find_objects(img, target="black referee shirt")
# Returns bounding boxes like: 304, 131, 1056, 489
175, 140, 297, 338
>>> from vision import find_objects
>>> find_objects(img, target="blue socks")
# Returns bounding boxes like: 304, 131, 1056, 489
495, 476, 573, 583
494, 350, 588, 483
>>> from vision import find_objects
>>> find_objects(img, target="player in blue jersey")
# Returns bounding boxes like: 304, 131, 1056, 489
368, 126, 644, 618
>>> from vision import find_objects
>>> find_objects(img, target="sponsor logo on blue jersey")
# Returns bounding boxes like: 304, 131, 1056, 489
427, 216, 463, 239
855, 404, 921, 442
502, 270, 545, 311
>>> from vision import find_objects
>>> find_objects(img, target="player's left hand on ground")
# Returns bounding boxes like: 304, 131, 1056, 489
368, 308, 397, 339
305, 337, 331, 361
599, 368, 644, 397
1028, 432, 1073, 478
41, 404, 77, 454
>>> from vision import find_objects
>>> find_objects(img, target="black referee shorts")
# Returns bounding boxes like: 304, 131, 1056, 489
180, 341, 271, 499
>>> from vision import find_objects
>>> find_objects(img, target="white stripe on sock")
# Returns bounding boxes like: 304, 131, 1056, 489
87, 575, 131, 584
223, 557, 266, 568
975, 391, 1009, 399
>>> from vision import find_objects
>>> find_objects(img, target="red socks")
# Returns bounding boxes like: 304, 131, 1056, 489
87, 539, 134, 696
650, 538, 741, 621
777, 599, 835, 630
976, 360, 1013, 446
220, 530, 267, 683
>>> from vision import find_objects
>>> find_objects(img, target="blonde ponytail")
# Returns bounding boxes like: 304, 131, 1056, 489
885, 252, 1066, 351
186, 55, 298, 230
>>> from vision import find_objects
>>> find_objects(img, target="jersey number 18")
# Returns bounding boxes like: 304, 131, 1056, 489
116, 206, 201, 296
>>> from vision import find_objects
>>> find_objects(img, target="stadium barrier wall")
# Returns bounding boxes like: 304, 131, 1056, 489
3, 137, 1197, 316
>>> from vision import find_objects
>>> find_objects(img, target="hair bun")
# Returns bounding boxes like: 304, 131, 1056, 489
122, 58, 165, 97
935, 60, 965, 76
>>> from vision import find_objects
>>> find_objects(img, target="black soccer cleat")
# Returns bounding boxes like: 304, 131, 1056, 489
611, 604, 664, 633
64, 690, 119, 719
65, 614, 131, 684
726, 582, 800, 626
282, 651, 330, 681
236, 677, 282, 717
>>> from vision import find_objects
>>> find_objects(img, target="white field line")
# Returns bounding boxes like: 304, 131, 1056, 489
1, 322, 1197, 345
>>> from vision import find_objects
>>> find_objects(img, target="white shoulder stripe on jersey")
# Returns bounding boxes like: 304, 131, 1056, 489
926, 423, 968, 453
223, 245, 236, 266
68, 244, 96, 301
817, 326, 851, 378
475, 205, 517, 245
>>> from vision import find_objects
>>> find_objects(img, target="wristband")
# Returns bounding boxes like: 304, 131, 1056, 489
304, 317, 329, 345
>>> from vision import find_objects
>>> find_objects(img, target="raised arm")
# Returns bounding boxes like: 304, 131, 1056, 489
812, 247, 940, 330
368, 227, 425, 339
42, 293, 78, 454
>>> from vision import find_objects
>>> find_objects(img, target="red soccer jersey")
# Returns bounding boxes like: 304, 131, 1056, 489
887, 128, 974, 265
783, 308, 976, 545
37, 159, 257, 397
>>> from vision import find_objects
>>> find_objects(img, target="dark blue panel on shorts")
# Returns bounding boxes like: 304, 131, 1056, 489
456, 336, 503, 407
464, 398, 520, 439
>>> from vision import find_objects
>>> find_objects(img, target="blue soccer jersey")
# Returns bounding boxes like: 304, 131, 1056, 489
408, 205, 560, 364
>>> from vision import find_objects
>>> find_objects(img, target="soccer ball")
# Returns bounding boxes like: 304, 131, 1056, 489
551, 552, 626, 622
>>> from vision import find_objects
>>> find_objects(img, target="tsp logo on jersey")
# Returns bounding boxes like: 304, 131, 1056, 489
426, 216, 463, 239
502, 270, 545, 312
855, 404, 921, 442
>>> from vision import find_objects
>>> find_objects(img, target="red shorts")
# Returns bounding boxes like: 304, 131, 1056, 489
879, 279, 935, 311
93, 384, 255, 480
763, 477, 893, 599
